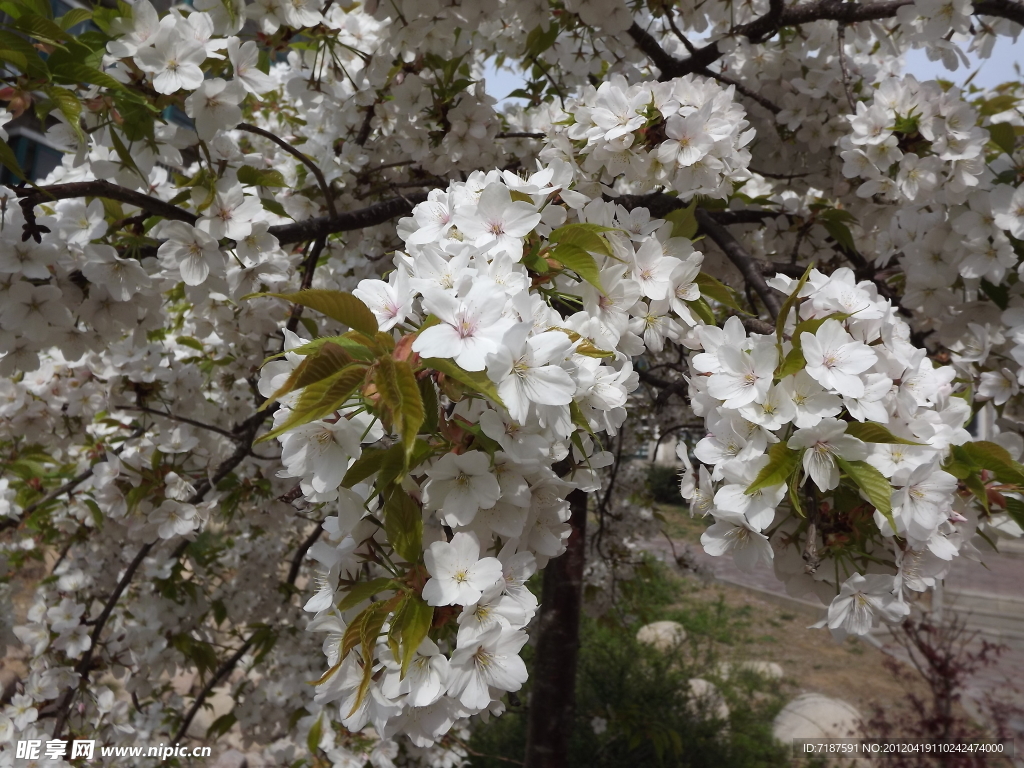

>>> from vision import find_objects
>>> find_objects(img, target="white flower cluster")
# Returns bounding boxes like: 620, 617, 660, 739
839, 76, 988, 205
543, 74, 754, 199
682, 267, 1020, 641
258, 162, 712, 743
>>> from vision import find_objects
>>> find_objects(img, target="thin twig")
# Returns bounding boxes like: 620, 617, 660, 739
237, 123, 337, 219
114, 405, 242, 442
171, 635, 256, 743
2, 427, 146, 532
286, 523, 325, 589
836, 25, 857, 113
695, 208, 783, 319
699, 68, 781, 114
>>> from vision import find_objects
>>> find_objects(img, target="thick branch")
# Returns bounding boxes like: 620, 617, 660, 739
267, 193, 427, 245
237, 123, 337, 219
523, 488, 587, 768
695, 208, 783, 319
630, 0, 1024, 81
610, 191, 779, 225
18, 181, 197, 242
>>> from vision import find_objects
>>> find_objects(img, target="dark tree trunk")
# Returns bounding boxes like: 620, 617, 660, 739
523, 487, 587, 768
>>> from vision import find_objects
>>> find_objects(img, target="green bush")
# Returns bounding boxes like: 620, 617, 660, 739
467, 561, 790, 768
647, 463, 684, 505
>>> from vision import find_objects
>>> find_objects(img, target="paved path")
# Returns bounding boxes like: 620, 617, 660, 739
643, 535, 1024, 749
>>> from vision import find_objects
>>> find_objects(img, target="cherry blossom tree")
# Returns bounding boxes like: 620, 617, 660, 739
2, 0, 1024, 765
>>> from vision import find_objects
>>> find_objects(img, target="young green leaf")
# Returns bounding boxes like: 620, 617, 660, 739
255, 365, 366, 443
261, 342, 355, 409
746, 443, 802, 494
664, 200, 698, 239
549, 242, 604, 292
336, 577, 397, 613
255, 290, 379, 336
775, 262, 814, 344
547, 222, 616, 258
843, 423, 924, 446
836, 457, 895, 530
375, 357, 425, 460
957, 441, 1024, 485
394, 595, 433, 678
384, 488, 423, 564
421, 357, 503, 405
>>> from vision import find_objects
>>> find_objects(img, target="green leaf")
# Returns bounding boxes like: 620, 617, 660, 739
843, 423, 924, 445
9, 11, 69, 45
50, 62, 125, 91
421, 357, 503, 405
376, 357, 424, 460
788, 470, 804, 517
57, 7, 91, 29
393, 595, 433, 678
341, 599, 395, 716
988, 122, 1017, 156
549, 243, 604, 292
342, 446, 389, 488
980, 279, 1009, 310
384, 488, 423, 564
964, 471, 990, 513
255, 365, 366, 443
306, 716, 323, 755
835, 457, 895, 530
290, 334, 374, 361
957, 441, 1024, 485
1005, 497, 1024, 530
43, 85, 81, 133
419, 376, 438, 435
549, 223, 618, 253
0, 30, 48, 78
255, 290, 378, 336
775, 262, 814, 344
664, 200, 698, 240
0, 139, 29, 182
206, 712, 237, 740
260, 197, 290, 219
685, 297, 716, 325
261, 342, 355, 409
108, 128, 147, 183
977, 94, 1017, 116
113, 91, 157, 143
746, 443, 802, 494
694, 272, 746, 313
237, 165, 288, 187
524, 22, 559, 58
775, 346, 805, 379
337, 577, 396, 613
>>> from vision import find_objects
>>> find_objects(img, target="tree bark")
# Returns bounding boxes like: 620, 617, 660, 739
523, 488, 587, 768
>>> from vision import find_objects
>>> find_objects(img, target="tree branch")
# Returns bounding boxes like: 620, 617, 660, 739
629, 0, 1024, 82
115, 405, 242, 442
49, 408, 274, 737
1, 427, 145, 534
267, 193, 428, 245
698, 69, 781, 114
17, 181, 198, 242
171, 634, 256, 744
609, 191, 778, 225
695, 208, 783, 319
237, 123, 337, 219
